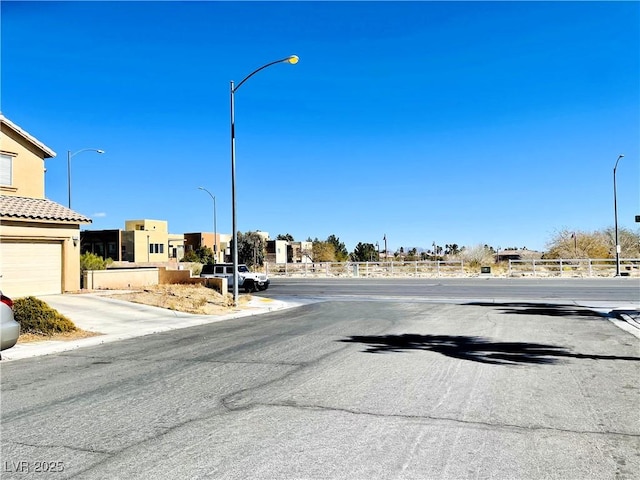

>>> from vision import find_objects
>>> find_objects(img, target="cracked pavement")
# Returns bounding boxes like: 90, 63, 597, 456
1, 300, 638, 479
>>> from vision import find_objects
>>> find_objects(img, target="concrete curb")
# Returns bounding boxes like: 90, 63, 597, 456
1, 296, 307, 362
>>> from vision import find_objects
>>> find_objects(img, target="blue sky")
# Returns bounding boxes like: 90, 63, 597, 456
2, 1, 638, 253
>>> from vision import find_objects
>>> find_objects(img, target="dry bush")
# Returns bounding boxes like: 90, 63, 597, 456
458, 244, 495, 268
110, 284, 243, 314
13, 296, 77, 335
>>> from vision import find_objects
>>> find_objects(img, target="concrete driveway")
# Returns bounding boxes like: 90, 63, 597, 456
2, 292, 300, 361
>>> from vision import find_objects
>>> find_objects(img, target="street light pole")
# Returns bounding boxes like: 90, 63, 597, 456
613, 154, 625, 276
383, 234, 387, 261
198, 187, 217, 263
67, 148, 105, 209
230, 55, 298, 306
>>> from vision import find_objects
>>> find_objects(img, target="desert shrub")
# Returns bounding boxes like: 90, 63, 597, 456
458, 244, 495, 268
181, 250, 199, 262
13, 297, 77, 335
81, 252, 110, 271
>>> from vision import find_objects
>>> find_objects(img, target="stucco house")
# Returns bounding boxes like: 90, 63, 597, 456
0, 114, 92, 296
81, 219, 186, 263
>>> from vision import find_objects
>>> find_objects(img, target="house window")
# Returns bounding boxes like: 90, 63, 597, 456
0, 154, 13, 186
159, 244, 164, 254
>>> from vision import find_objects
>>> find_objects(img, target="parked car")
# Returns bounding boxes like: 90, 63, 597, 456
1, 291, 20, 354
200, 263, 270, 293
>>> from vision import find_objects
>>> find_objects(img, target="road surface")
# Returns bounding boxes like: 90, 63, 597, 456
1, 279, 638, 479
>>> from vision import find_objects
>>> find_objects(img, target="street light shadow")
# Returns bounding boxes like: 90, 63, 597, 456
339, 334, 640, 366
463, 302, 603, 319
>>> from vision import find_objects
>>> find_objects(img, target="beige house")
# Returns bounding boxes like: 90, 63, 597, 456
81, 219, 185, 264
0, 114, 92, 296
123, 219, 170, 263
184, 232, 231, 263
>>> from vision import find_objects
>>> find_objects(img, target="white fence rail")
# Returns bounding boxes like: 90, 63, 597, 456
265, 261, 465, 278
508, 258, 640, 278
262, 259, 640, 278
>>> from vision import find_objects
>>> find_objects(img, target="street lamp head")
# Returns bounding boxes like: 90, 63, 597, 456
618, 154, 624, 159
286, 55, 299, 65
96, 149, 105, 154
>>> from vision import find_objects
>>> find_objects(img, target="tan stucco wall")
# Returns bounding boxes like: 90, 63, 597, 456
133, 230, 169, 263
125, 219, 168, 233
0, 221, 82, 292
82, 267, 225, 292
0, 124, 46, 198
84, 268, 159, 290
122, 220, 171, 263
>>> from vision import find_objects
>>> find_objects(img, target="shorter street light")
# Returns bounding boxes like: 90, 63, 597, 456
67, 148, 104, 209
613, 154, 625, 276
198, 187, 217, 263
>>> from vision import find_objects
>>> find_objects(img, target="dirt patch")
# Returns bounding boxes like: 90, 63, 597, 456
17, 284, 249, 344
105, 284, 251, 315
18, 329, 102, 344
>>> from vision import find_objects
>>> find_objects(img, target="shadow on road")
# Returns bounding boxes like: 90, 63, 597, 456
463, 302, 603, 319
339, 334, 640, 365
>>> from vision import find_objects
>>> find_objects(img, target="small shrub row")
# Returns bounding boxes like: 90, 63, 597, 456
13, 297, 77, 336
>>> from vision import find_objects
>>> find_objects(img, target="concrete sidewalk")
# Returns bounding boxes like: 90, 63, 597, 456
1, 292, 305, 362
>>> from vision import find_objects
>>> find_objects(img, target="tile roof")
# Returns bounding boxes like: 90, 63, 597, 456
0, 196, 92, 224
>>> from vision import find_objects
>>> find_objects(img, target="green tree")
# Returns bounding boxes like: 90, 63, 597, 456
445, 244, 460, 255
237, 231, 266, 268
180, 246, 213, 264
277, 233, 294, 241
196, 246, 215, 265
393, 246, 405, 260
327, 234, 349, 261
351, 242, 378, 262
180, 250, 199, 263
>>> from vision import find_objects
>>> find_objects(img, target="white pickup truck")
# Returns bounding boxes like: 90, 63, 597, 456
200, 263, 270, 293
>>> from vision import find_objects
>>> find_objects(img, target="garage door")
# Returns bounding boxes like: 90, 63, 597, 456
0, 241, 62, 297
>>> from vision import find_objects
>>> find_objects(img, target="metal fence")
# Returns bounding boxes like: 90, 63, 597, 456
262, 259, 640, 278
266, 261, 465, 278
507, 258, 640, 278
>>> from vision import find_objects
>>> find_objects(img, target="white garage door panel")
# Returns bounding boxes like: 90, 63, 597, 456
0, 242, 62, 296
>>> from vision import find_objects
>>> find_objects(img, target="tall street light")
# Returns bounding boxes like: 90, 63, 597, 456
198, 186, 217, 263
230, 54, 298, 305
613, 154, 625, 276
67, 148, 104, 209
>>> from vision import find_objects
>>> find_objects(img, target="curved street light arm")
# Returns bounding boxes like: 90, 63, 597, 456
233, 56, 298, 93
198, 187, 218, 262
69, 148, 105, 159
67, 148, 105, 209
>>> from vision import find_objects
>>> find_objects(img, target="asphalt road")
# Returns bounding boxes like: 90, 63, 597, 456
257, 277, 640, 304
1, 279, 639, 479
